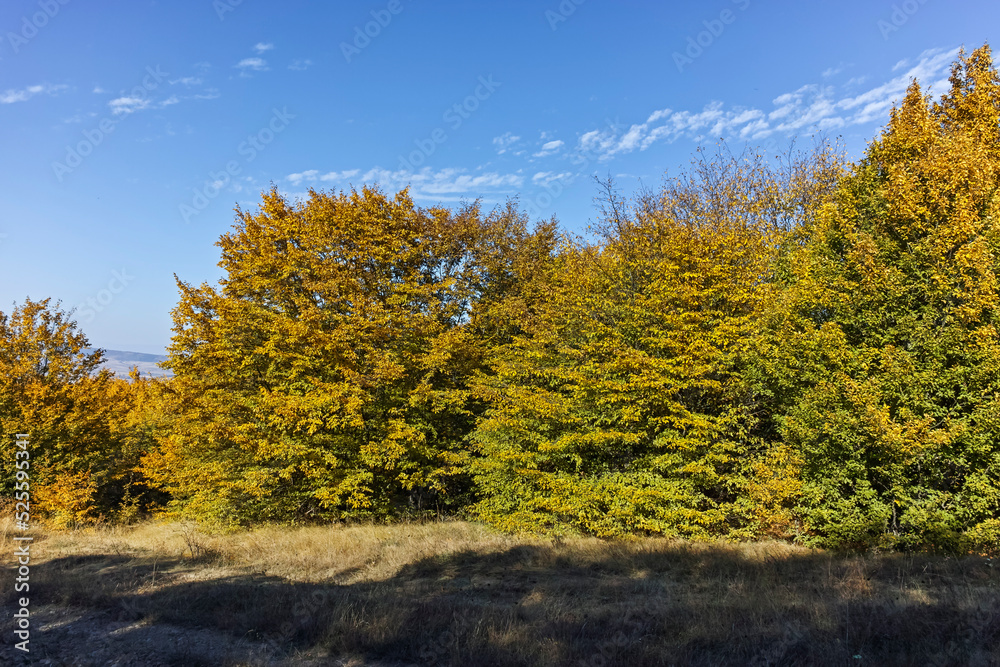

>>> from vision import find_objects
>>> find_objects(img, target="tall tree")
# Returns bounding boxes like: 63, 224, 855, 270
0, 299, 153, 526
761, 45, 1000, 549
146, 186, 537, 525
470, 144, 843, 537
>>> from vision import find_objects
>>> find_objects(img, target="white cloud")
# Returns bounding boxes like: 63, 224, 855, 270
365, 167, 523, 195
254, 42, 274, 53
236, 57, 269, 75
617, 126, 644, 152
767, 84, 842, 133
108, 94, 181, 116
0, 83, 68, 104
287, 169, 319, 185
493, 132, 521, 154
571, 47, 960, 159
646, 108, 671, 123
109, 96, 150, 115
92, 86, 106, 94
533, 139, 564, 157
238, 57, 267, 69
286, 167, 523, 198
287, 169, 361, 185
289, 59, 313, 71
169, 77, 203, 86
324, 169, 360, 181
834, 47, 958, 124
532, 171, 573, 186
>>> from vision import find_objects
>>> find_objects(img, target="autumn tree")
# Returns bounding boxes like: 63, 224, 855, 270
0, 299, 157, 526
469, 144, 843, 538
760, 45, 1000, 550
147, 186, 542, 525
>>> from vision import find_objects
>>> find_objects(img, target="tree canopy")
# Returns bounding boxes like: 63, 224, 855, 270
5, 44, 1000, 552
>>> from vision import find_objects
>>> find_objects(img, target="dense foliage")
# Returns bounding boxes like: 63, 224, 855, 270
758, 46, 1000, 550
0, 299, 161, 526
3, 45, 999, 551
141, 187, 553, 524
468, 148, 843, 539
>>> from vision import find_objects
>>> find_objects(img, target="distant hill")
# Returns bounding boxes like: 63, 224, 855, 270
85, 349, 172, 378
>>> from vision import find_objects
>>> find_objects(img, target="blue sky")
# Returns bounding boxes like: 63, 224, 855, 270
1, 0, 997, 354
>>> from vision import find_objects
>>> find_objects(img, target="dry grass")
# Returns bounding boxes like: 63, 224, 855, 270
1, 511, 998, 666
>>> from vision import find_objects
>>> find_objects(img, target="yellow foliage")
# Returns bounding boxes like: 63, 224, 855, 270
34, 470, 97, 529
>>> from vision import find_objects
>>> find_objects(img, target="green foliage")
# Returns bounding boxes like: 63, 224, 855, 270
469, 145, 843, 538
761, 45, 1000, 549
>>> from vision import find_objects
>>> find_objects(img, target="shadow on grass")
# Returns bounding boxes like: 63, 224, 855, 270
2, 543, 999, 666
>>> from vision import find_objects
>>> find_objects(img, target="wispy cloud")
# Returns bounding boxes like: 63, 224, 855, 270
254, 42, 274, 54
492, 132, 521, 155
570, 47, 959, 160
287, 169, 361, 185
533, 139, 564, 158
288, 59, 313, 71
286, 167, 524, 198
108, 96, 151, 115
236, 57, 269, 76
169, 77, 203, 86
834, 48, 956, 124
0, 83, 68, 104
532, 171, 573, 186
822, 63, 847, 78
108, 94, 181, 116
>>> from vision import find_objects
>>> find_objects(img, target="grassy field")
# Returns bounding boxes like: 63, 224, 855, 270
2, 513, 998, 666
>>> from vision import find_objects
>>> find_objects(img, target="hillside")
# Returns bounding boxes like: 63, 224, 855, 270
88, 349, 172, 378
